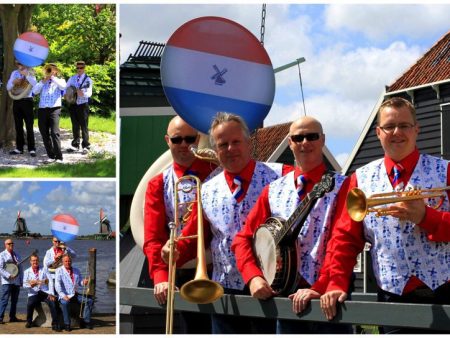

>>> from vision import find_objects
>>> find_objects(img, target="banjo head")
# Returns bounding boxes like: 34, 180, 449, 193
5, 263, 19, 278
253, 225, 279, 285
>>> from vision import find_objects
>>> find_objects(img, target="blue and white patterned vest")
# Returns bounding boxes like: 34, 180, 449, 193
163, 165, 221, 235
356, 154, 450, 294
202, 162, 283, 290
268, 171, 346, 285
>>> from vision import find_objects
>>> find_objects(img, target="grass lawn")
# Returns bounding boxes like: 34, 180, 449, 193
0, 157, 116, 177
54, 115, 116, 134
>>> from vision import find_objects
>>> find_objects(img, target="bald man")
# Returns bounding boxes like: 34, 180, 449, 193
143, 115, 218, 333
232, 116, 352, 334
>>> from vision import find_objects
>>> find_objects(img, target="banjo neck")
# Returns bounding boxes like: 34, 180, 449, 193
275, 172, 335, 245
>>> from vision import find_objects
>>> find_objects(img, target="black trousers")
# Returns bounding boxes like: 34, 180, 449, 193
378, 283, 450, 334
69, 103, 90, 149
38, 107, 62, 160
175, 268, 212, 334
13, 98, 35, 152
26, 291, 58, 326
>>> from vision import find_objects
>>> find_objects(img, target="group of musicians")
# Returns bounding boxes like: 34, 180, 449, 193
0, 237, 94, 331
6, 60, 93, 163
144, 99, 449, 334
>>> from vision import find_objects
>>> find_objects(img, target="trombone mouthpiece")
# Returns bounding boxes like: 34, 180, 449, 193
189, 145, 198, 154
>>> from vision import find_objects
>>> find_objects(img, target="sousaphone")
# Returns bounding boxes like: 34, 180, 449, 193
8, 77, 32, 100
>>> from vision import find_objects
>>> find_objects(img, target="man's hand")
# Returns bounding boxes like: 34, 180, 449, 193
77, 89, 84, 97
30, 280, 38, 287
320, 290, 347, 320
63, 295, 70, 301
161, 240, 179, 264
248, 276, 276, 300
288, 288, 320, 313
82, 278, 89, 286
154, 282, 169, 305
387, 199, 426, 224
48, 295, 56, 302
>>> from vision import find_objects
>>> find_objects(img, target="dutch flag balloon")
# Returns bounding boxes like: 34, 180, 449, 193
13, 32, 49, 67
161, 16, 275, 134
51, 214, 79, 243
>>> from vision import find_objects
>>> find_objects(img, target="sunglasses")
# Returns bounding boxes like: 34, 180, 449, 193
6, 243, 14, 245
53, 240, 60, 243
169, 135, 197, 144
76, 67, 85, 70
290, 133, 321, 143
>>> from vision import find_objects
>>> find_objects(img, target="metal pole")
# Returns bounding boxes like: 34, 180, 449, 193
274, 57, 306, 73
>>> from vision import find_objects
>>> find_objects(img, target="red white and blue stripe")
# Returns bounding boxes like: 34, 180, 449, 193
13, 32, 49, 67
161, 17, 275, 134
51, 214, 79, 243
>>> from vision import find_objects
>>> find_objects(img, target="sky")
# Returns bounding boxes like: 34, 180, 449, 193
0, 181, 116, 236
120, 3, 450, 167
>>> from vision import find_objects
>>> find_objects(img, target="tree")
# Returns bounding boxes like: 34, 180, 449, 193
32, 4, 116, 64
0, 4, 34, 147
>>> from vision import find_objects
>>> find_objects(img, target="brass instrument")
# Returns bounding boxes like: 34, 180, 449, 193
189, 145, 220, 166
48, 244, 67, 272
8, 68, 34, 100
165, 175, 224, 334
43, 63, 60, 77
79, 274, 91, 319
346, 186, 450, 222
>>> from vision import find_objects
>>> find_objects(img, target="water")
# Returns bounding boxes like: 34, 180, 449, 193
3, 238, 116, 314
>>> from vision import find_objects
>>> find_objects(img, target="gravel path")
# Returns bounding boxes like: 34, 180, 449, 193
0, 127, 116, 169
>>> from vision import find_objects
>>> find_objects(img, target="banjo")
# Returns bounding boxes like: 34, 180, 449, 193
252, 173, 335, 295
4, 249, 38, 279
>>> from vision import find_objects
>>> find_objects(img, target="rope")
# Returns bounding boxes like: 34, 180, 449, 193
297, 62, 307, 116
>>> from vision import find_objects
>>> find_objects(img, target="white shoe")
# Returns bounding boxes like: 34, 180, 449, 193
30, 150, 36, 157
82, 147, 89, 154
55, 159, 64, 164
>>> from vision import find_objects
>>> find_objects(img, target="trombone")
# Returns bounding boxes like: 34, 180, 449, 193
165, 175, 224, 334
347, 186, 450, 222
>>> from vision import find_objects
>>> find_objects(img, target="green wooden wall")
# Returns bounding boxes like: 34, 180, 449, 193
120, 115, 173, 196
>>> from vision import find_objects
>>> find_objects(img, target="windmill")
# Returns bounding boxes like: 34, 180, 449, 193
95, 208, 115, 239
12, 210, 30, 237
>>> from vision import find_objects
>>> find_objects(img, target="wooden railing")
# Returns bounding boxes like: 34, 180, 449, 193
120, 286, 450, 331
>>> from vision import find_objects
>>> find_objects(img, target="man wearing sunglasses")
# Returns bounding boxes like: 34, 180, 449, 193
66, 61, 93, 154
43, 237, 77, 295
316, 97, 450, 334
231, 116, 352, 334
0, 239, 22, 324
143, 115, 220, 334
163, 112, 293, 334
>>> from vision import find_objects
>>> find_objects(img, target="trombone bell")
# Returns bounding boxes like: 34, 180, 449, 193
180, 279, 224, 304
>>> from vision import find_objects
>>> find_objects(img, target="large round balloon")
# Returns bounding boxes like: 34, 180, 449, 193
13, 32, 49, 67
161, 16, 275, 134
51, 214, 79, 243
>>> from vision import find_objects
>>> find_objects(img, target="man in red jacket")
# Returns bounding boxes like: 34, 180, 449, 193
143, 115, 218, 333
315, 97, 450, 334
232, 116, 352, 333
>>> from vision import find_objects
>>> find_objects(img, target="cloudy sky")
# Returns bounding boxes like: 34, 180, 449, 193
0, 181, 116, 236
120, 3, 450, 167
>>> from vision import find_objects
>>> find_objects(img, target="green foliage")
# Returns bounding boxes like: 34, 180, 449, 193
32, 4, 116, 64
32, 61, 116, 118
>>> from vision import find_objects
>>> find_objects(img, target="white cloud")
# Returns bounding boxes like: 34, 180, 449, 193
28, 183, 40, 194
324, 5, 450, 42
46, 185, 68, 202
0, 182, 23, 201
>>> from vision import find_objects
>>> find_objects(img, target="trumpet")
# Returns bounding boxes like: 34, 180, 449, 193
43, 63, 59, 77
165, 175, 223, 334
346, 186, 450, 222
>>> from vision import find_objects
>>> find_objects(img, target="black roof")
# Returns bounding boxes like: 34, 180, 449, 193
120, 41, 169, 108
